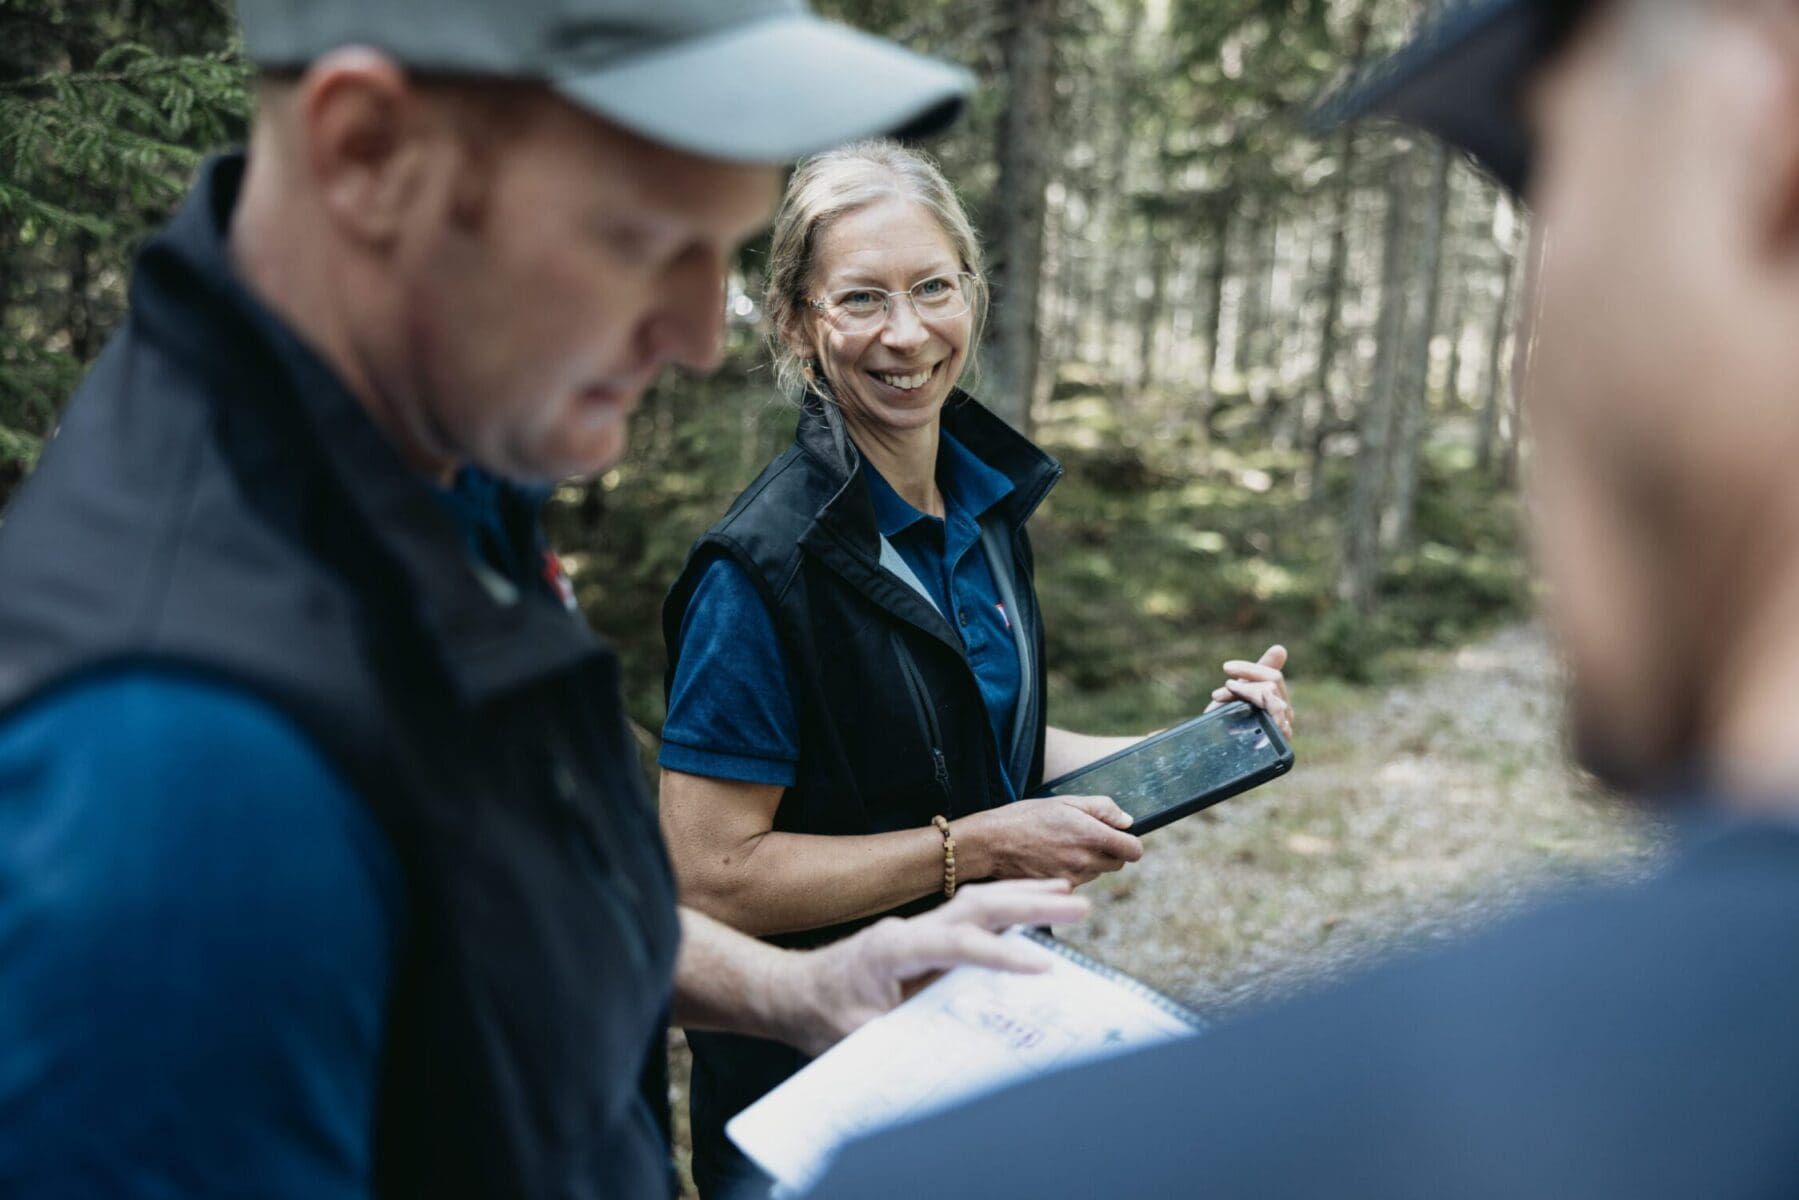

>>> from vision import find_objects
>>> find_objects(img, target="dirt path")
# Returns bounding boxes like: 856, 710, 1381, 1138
1061, 621, 1657, 1013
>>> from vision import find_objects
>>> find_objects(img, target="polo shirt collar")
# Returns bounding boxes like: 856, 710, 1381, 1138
861, 461, 926, 539
939, 429, 1016, 520
861, 430, 1019, 540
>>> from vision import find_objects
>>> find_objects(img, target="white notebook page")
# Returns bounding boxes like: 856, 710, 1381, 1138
725, 929, 1198, 1192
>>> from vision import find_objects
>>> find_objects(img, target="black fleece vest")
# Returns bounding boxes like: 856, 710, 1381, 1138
662, 395, 1060, 1162
0, 157, 680, 1198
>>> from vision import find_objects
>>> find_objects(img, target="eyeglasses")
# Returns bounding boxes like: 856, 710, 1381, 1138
810, 272, 979, 334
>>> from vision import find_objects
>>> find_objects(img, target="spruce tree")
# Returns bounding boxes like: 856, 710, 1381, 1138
0, 0, 247, 502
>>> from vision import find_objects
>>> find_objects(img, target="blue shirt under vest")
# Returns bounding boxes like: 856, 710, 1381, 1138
660, 430, 1025, 800
0, 469, 545, 1197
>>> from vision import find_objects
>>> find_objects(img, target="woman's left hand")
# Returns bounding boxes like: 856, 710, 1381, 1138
1205, 644, 1294, 739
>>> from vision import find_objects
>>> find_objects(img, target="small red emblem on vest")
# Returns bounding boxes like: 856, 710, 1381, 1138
542, 550, 578, 612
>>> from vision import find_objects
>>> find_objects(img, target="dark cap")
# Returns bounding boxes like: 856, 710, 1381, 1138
233, 0, 972, 164
1312, 0, 1595, 195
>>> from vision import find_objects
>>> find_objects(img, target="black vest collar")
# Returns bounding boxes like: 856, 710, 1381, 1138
796, 389, 1061, 555
136, 154, 599, 706
791, 391, 1060, 650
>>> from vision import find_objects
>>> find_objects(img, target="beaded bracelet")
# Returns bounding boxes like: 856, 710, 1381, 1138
930, 814, 957, 898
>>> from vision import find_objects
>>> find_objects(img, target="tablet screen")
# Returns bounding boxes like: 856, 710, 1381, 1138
1043, 705, 1281, 823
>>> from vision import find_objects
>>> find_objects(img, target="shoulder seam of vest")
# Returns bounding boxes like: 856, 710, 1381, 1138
709, 448, 821, 601
714, 445, 809, 533
703, 530, 803, 606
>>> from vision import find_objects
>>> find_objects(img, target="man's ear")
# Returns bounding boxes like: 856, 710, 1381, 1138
294, 48, 447, 248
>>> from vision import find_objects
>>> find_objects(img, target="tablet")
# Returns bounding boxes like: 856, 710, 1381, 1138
1033, 701, 1293, 834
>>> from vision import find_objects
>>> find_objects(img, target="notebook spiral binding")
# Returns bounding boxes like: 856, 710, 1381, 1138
1022, 929, 1208, 1032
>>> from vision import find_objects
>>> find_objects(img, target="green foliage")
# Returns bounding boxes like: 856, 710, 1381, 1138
1373, 456, 1531, 647
3, 0, 1534, 752
0, 0, 247, 496
544, 349, 800, 733
1309, 602, 1396, 684
1026, 369, 1528, 726
556, 359, 1531, 744
0, 47, 247, 232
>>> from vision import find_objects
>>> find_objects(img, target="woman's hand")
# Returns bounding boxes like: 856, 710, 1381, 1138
785, 879, 1090, 1056
954, 795, 1143, 887
1206, 644, 1294, 739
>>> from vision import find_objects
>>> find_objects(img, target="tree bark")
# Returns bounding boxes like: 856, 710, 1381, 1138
1132, 119, 1176, 398
1302, 3, 1374, 503
1384, 141, 1452, 552
1201, 194, 1234, 398
1134, 219, 1169, 397
64, 230, 99, 365
1441, 274, 1466, 412
984, 0, 1058, 432
1096, 0, 1144, 376
1501, 223, 1540, 488
1234, 206, 1276, 382
1477, 243, 1518, 476
1339, 149, 1413, 616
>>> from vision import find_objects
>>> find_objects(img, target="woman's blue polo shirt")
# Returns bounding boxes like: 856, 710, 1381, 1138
660, 430, 1026, 801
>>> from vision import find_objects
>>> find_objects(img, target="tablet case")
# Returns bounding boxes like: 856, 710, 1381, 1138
1032, 701, 1294, 834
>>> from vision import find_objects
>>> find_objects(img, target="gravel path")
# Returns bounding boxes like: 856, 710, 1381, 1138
1061, 622, 1658, 1014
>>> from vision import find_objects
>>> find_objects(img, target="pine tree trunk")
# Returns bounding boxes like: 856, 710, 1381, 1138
64, 231, 98, 365
1441, 277, 1466, 411
1302, 3, 1374, 503
1339, 150, 1413, 616
1501, 232, 1538, 488
1384, 142, 1452, 552
1233, 204, 1268, 378
1201, 196, 1234, 398
1477, 244, 1518, 476
1133, 118, 1175, 398
1135, 221, 1169, 396
1096, 0, 1144, 376
985, 0, 1058, 432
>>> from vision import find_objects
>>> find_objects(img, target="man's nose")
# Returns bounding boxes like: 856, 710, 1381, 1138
645, 257, 729, 374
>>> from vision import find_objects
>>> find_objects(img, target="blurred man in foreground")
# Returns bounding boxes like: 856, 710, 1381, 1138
0, 1, 1088, 1195
811, 0, 1799, 1194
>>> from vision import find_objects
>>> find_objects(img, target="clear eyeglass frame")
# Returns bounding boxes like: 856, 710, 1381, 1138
809, 272, 980, 334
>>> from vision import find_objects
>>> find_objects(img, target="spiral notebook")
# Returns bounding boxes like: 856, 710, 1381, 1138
725, 929, 1203, 1192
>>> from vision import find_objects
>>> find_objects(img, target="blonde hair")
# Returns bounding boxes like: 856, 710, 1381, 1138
763, 140, 987, 405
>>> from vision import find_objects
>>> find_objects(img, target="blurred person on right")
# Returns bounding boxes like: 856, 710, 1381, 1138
805, 0, 1799, 1195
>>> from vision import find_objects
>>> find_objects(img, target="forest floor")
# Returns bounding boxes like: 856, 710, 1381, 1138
668, 621, 1660, 1194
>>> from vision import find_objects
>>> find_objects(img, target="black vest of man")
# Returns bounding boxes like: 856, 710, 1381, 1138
661, 394, 1060, 1186
0, 156, 681, 1198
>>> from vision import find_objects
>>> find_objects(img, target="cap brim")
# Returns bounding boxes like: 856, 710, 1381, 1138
551, 16, 971, 165
1311, 0, 1573, 196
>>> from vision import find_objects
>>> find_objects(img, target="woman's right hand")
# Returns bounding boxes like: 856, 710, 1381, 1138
954, 795, 1144, 887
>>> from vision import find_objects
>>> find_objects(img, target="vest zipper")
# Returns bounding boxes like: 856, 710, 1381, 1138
893, 638, 955, 814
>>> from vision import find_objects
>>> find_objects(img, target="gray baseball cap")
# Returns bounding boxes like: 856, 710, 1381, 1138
234, 0, 972, 164
1312, 0, 1595, 196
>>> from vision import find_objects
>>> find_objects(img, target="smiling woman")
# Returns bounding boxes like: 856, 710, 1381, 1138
654, 141, 1296, 1196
